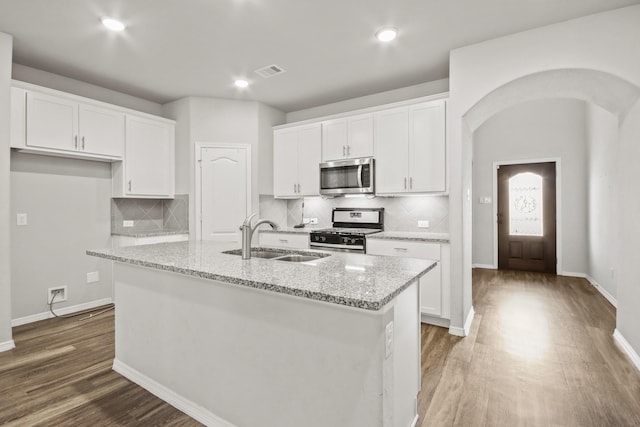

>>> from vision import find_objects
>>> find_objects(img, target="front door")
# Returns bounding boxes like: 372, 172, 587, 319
497, 162, 556, 273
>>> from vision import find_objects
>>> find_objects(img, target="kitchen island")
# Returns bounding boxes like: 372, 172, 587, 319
87, 241, 435, 427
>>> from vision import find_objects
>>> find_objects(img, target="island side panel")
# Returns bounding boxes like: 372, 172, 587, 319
112, 263, 419, 427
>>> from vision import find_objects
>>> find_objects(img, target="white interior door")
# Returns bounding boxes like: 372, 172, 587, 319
200, 146, 249, 242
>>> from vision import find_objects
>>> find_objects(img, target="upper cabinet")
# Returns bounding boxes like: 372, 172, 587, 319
112, 115, 175, 198
12, 88, 124, 160
321, 113, 374, 161
274, 123, 321, 198
375, 99, 446, 195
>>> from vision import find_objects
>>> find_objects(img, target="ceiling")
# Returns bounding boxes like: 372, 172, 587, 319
1, 0, 639, 113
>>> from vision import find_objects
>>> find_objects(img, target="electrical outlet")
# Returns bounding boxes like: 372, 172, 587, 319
309, 218, 318, 224
303, 218, 311, 224
123, 220, 134, 227
87, 271, 100, 284
385, 321, 394, 359
418, 220, 429, 228
48, 286, 67, 303
16, 213, 28, 226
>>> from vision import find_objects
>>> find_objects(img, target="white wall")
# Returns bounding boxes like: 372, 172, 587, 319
586, 103, 619, 303
10, 153, 113, 319
162, 97, 191, 195
258, 103, 285, 195
286, 78, 449, 122
472, 98, 588, 274
0, 32, 13, 349
449, 5, 640, 343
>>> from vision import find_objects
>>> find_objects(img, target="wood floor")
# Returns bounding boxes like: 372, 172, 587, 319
2, 269, 640, 426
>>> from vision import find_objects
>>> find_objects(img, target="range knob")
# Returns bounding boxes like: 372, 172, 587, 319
321, 236, 327, 242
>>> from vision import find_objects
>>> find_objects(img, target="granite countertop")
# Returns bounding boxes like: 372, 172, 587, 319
367, 231, 450, 243
87, 241, 435, 311
259, 227, 324, 235
112, 230, 189, 238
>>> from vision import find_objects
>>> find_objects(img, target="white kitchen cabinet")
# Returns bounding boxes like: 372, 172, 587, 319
273, 123, 321, 198
374, 99, 446, 195
16, 90, 124, 159
321, 113, 374, 161
259, 232, 309, 249
367, 238, 450, 321
112, 115, 175, 198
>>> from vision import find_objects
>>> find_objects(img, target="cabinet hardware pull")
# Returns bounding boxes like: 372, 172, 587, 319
128, 180, 132, 192
81, 136, 85, 150
74, 135, 78, 149
404, 177, 407, 189
409, 177, 413, 189
394, 247, 408, 251
279, 239, 288, 243
347, 145, 350, 156
293, 183, 297, 193
343, 146, 346, 156
296, 184, 300, 193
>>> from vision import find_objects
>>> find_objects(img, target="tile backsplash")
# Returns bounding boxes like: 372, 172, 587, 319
111, 194, 189, 234
259, 195, 448, 232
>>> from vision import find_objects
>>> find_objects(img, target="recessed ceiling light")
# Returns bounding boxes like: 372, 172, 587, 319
375, 27, 397, 42
234, 79, 249, 88
101, 17, 126, 32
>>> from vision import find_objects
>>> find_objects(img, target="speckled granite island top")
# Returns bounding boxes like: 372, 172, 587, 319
87, 241, 435, 311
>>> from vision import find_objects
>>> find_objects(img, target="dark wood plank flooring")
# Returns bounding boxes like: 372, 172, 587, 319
2, 269, 640, 426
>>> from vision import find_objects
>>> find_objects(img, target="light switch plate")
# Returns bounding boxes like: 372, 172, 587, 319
479, 196, 492, 204
123, 220, 134, 227
87, 271, 100, 284
16, 213, 28, 226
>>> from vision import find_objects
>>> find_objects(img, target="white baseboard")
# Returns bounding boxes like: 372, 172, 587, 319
613, 329, 640, 373
113, 359, 235, 427
449, 305, 475, 337
472, 263, 496, 269
12, 298, 114, 327
0, 340, 15, 353
420, 313, 450, 328
560, 271, 617, 308
410, 413, 419, 427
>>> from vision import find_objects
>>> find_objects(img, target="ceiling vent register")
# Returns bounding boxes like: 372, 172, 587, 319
255, 64, 286, 78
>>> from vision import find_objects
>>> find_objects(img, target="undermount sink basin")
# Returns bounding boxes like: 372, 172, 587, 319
223, 248, 328, 263
272, 254, 322, 263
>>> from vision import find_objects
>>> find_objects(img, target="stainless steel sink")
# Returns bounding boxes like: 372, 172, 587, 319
223, 249, 283, 259
272, 254, 322, 263
223, 248, 328, 263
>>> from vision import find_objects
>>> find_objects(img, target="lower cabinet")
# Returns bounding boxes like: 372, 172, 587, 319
367, 239, 450, 323
259, 232, 309, 249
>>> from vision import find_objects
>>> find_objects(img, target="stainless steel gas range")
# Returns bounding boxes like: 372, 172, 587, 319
309, 208, 384, 253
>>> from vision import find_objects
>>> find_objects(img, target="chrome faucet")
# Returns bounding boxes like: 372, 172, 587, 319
240, 213, 279, 259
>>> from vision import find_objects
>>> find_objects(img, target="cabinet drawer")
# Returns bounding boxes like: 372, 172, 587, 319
259, 232, 309, 250
367, 239, 440, 260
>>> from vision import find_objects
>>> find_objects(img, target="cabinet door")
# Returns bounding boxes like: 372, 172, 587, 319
347, 113, 373, 159
259, 232, 309, 249
125, 116, 174, 197
79, 103, 125, 157
26, 91, 78, 152
420, 263, 442, 316
273, 128, 299, 197
409, 100, 446, 193
10, 87, 26, 148
321, 118, 347, 161
296, 124, 321, 196
374, 107, 409, 194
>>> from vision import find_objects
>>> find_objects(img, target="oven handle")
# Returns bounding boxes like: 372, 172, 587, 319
357, 165, 363, 188
310, 242, 364, 252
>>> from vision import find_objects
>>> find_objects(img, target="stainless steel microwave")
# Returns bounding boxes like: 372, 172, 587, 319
319, 157, 375, 196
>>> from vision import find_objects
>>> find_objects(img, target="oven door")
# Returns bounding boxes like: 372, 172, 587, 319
319, 158, 374, 196
309, 242, 365, 254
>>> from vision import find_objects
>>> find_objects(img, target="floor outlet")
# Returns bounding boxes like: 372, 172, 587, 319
48, 286, 67, 303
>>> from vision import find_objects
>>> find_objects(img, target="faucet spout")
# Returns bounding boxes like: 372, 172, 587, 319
240, 213, 280, 259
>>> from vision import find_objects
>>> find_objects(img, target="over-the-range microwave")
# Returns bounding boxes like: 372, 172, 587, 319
319, 157, 375, 196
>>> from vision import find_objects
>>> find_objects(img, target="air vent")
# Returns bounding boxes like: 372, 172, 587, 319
254, 64, 286, 79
